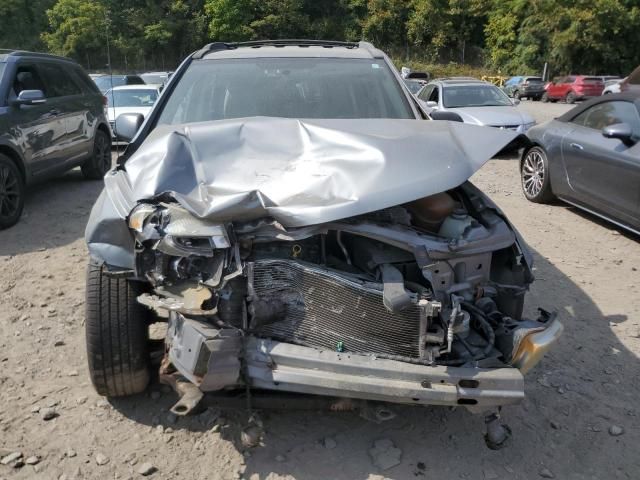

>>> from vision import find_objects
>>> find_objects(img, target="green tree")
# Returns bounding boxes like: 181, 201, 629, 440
42, 0, 107, 57
205, 0, 255, 41
0, 0, 56, 51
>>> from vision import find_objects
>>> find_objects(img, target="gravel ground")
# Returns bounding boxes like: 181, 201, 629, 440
1, 101, 639, 480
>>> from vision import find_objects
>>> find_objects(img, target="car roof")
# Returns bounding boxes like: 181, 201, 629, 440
556, 92, 640, 122
0, 49, 76, 64
196, 40, 384, 60
433, 79, 491, 87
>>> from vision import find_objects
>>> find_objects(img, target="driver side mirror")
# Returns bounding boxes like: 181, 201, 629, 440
602, 123, 635, 146
12, 89, 46, 106
114, 113, 144, 143
426, 101, 438, 108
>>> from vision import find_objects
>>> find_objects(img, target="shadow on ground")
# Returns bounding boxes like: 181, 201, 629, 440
110, 245, 639, 480
0, 168, 104, 256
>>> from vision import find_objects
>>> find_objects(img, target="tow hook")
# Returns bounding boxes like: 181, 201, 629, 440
484, 409, 512, 450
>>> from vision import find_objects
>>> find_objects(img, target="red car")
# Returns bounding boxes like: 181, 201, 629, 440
542, 75, 604, 103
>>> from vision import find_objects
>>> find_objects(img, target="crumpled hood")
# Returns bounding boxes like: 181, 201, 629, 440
447, 106, 531, 127
86, 117, 521, 268
117, 117, 518, 227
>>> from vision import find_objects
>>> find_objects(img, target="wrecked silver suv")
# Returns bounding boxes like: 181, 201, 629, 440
85, 40, 562, 448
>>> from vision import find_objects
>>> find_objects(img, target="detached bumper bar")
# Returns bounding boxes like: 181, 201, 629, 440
244, 338, 524, 409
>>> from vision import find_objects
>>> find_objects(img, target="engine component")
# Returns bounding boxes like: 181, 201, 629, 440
165, 313, 242, 391
406, 192, 455, 231
248, 259, 424, 358
438, 208, 475, 239
380, 264, 412, 313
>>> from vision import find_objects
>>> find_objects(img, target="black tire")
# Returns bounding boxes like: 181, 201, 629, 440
541, 92, 549, 103
82, 129, 112, 180
513, 90, 521, 100
520, 146, 554, 204
85, 261, 150, 397
565, 91, 576, 104
0, 154, 25, 230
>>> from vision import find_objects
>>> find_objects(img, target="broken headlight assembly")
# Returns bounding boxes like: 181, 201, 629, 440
126, 203, 239, 315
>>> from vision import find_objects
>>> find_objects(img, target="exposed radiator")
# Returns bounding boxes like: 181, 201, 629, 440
249, 259, 422, 358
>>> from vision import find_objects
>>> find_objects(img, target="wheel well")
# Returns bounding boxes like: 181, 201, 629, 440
0, 145, 26, 183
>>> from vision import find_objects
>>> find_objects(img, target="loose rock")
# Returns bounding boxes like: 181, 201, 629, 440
95, 453, 109, 466
369, 438, 402, 471
609, 425, 624, 436
25, 456, 40, 465
137, 462, 157, 476
275, 454, 287, 463
1, 452, 23, 465
323, 437, 337, 449
41, 407, 58, 421
66, 449, 77, 458
539, 467, 555, 478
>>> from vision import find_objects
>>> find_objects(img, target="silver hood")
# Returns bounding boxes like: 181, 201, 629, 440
447, 106, 533, 127
86, 117, 518, 267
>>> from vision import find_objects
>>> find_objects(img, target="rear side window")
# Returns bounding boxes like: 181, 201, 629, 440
572, 100, 640, 138
629, 65, 640, 85
581, 77, 602, 84
39, 63, 83, 97
564, 76, 576, 83
72, 66, 100, 94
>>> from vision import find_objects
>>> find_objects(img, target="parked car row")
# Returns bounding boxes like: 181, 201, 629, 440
502, 65, 640, 104
91, 71, 172, 94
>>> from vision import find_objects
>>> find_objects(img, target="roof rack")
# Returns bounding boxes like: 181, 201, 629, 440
192, 39, 361, 59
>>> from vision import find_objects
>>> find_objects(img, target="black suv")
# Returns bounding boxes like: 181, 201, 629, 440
505, 76, 545, 100
0, 50, 111, 229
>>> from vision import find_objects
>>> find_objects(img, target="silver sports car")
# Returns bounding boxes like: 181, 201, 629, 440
521, 92, 640, 234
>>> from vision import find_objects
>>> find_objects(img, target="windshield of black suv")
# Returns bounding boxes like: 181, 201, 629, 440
156, 57, 414, 124
106, 88, 158, 107
443, 84, 513, 108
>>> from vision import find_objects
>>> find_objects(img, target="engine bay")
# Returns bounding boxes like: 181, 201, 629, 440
129, 182, 555, 371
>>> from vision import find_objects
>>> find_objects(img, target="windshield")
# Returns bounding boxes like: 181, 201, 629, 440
442, 84, 513, 108
94, 76, 126, 90
404, 79, 424, 94
525, 77, 543, 83
141, 74, 167, 84
106, 89, 158, 107
157, 58, 413, 125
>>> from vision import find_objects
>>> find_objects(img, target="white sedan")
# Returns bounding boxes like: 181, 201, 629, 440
104, 85, 162, 140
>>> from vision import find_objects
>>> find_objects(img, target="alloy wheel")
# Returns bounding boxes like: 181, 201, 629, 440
522, 149, 545, 198
0, 164, 20, 219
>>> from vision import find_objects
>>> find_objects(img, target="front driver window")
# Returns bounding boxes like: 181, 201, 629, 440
572, 101, 640, 138
11, 65, 47, 99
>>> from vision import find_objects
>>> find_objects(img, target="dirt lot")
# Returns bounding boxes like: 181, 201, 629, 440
1, 101, 639, 480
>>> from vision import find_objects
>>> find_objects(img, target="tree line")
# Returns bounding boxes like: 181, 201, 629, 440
1, 0, 639, 76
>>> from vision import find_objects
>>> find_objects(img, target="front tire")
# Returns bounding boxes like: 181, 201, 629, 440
0, 154, 25, 230
541, 92, 549, 103
82, 129, 112, 180
565, 91, 576, 104
513, 90, 521, 100
85, 262, 150, 397
521, 146, 554, 204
